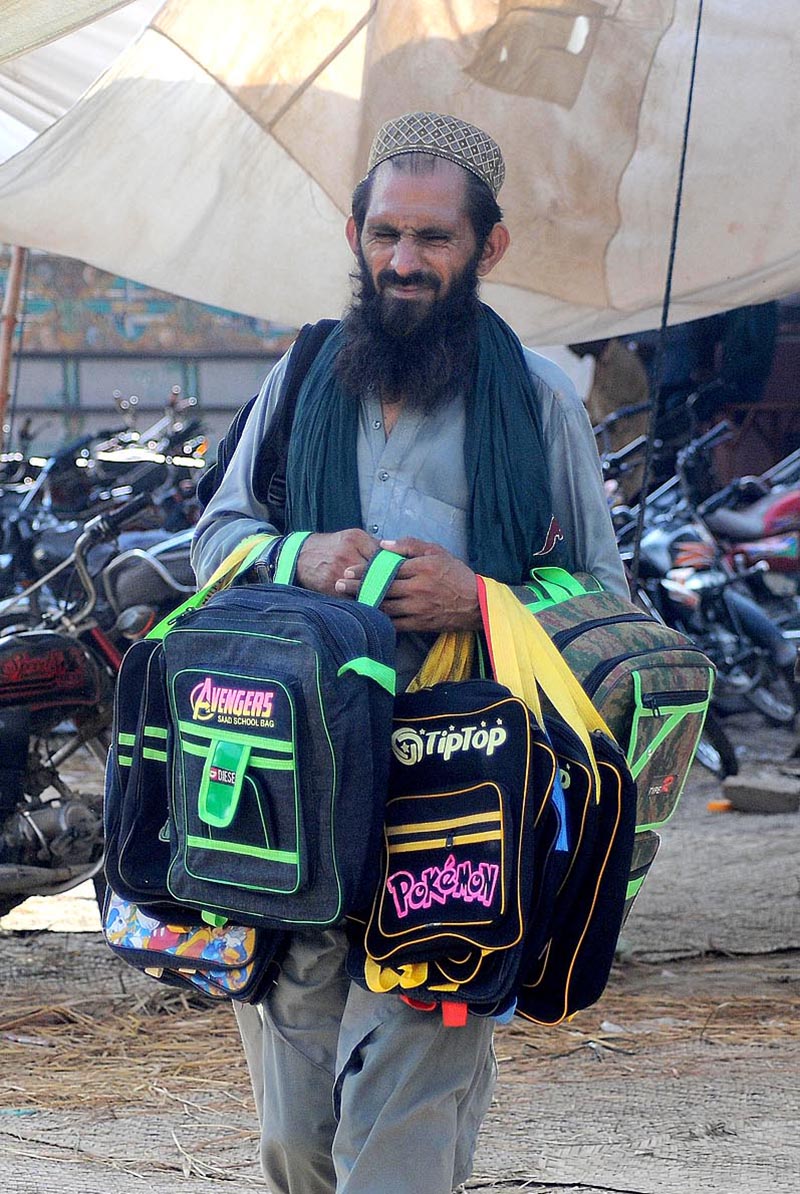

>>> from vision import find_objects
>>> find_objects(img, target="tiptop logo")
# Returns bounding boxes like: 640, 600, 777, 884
391, 719, 507, 766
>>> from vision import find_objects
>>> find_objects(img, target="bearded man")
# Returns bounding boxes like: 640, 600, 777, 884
192, 111, 627, 1194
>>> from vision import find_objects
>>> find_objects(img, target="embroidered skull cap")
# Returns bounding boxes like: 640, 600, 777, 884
367, 111, 506, 198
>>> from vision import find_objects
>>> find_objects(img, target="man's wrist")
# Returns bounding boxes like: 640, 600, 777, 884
251, 535, 287, 583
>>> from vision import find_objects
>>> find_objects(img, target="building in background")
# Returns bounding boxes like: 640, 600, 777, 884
0, 247, 299, 453
3, 247, 799, 481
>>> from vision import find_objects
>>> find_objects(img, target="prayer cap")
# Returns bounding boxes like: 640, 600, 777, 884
367, 111, 505, 198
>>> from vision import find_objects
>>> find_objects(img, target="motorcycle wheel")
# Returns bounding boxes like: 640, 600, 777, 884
714, 658, 798, 727
0, 729, 110, 923
745, 664, 798, 727
694, 710, 738, 779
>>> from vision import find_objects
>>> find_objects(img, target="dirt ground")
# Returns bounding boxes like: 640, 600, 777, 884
1, 709, 798, 1194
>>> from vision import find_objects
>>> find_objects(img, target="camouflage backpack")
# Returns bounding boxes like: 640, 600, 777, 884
520, 567, 715, 926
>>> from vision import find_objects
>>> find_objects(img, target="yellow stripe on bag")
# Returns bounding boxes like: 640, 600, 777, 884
388, 830, 502, 853
386, 811, 501, 836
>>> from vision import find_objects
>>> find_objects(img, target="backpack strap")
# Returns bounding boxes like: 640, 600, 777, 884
195, 392, 258, 508
253, 319, 338, 527
196, 319, 338, 521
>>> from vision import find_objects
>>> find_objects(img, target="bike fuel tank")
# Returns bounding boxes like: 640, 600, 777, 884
0, 631, 108, 713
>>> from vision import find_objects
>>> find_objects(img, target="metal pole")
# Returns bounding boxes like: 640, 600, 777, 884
0, 245, 28, 453
630, 0, 705, 586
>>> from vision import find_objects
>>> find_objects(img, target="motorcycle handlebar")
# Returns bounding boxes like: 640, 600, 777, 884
676, 420, 732, 465
82, 492, 152, 541
0, 496, 155, 629
63, 494, 154, 627
602, 434, 648, 478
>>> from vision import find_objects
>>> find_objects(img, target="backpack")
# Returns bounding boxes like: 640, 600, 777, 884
163, 541, 404, 929
518, 566, 715, 929
347, 579, 638, 1026
104, 535, 282, 909
102, 888, 286, 1004
196, 320, 337, 524
346, 678, 559, 1021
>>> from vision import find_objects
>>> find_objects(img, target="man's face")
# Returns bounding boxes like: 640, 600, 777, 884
347, 160, 480, 336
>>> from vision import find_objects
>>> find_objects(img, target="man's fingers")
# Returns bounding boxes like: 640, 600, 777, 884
334, 578, 361, 596
380, 537, 443, 558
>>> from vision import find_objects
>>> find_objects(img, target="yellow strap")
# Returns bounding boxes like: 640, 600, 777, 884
480, 578, 614, 798
482, 578, 612, 735
206, 533, 279, 592
406, 631, 474, 691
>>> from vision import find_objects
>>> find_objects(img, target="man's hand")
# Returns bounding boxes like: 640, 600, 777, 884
335, 537, 481, 632
295, 530, 378, 596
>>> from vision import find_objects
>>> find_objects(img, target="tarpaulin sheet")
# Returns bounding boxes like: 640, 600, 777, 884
0, 0, 797, 343
0, 1, 162, 160
0, 1, 131, 64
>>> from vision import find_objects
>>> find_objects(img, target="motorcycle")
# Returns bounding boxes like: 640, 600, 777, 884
0, 393, 206, 603
0, 494, 194, 918
613, 423, 798, 734
691, 446, 800, 642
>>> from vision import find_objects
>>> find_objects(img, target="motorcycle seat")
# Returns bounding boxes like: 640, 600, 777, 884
102, 529, 195, 616
703, 492, 788, 541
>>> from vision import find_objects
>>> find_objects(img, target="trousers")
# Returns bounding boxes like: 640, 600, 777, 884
234, 927, 496, 1194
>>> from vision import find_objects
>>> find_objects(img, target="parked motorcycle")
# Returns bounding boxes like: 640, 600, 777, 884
0, 495, 194, 918
0, 392, 206, 603
691, 446, 800, 642
613, 423, 798, 735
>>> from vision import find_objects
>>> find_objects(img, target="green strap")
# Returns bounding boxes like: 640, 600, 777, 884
626, 874, 647, 901
337, 656, 396, 695
142, 746, 168, 762
178, 719, 293, 754
524, 566, 592, 612
357, 549, 405, 608
146, 535, 278, 642
189, 836, 300, 866
273, 531, 313, 585
201, 910, 228, 927
325, 551, 403, 693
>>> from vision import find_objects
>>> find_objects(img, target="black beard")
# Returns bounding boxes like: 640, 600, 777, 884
334, 251, 481, 412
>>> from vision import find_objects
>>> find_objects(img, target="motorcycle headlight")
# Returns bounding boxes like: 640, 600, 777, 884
662, 567, 729, 607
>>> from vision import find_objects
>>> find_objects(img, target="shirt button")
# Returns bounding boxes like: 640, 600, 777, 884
370, 524, 380, 534
373, 419, 382, 429
379, 470, 389, 482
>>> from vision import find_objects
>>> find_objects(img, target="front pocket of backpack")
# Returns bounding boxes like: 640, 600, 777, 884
368, 782, 517, 959
624, 667, 712, 830
172, 669, 306, 895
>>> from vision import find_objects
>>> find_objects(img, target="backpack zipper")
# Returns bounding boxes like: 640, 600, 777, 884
550, 612, 653, 651
581, 644, 706, 697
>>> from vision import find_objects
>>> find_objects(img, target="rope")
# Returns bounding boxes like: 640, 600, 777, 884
630, 0, 705, 586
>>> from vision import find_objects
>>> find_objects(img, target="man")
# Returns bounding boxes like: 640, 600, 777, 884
569, 337, 650, 500
192, 111, 626, 1194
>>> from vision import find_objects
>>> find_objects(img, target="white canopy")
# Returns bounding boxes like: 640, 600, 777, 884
0, 0, 798, 344
0, 2, 131, 64
0, 1, 162, 160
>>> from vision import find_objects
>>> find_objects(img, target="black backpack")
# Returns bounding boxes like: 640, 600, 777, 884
196, 319, 337, 526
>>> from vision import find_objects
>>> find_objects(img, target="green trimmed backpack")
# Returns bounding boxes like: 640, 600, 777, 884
519, 567, 715, 927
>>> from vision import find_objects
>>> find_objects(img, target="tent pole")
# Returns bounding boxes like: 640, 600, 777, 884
629, 0, 705, 587
0, 245, 27, 453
